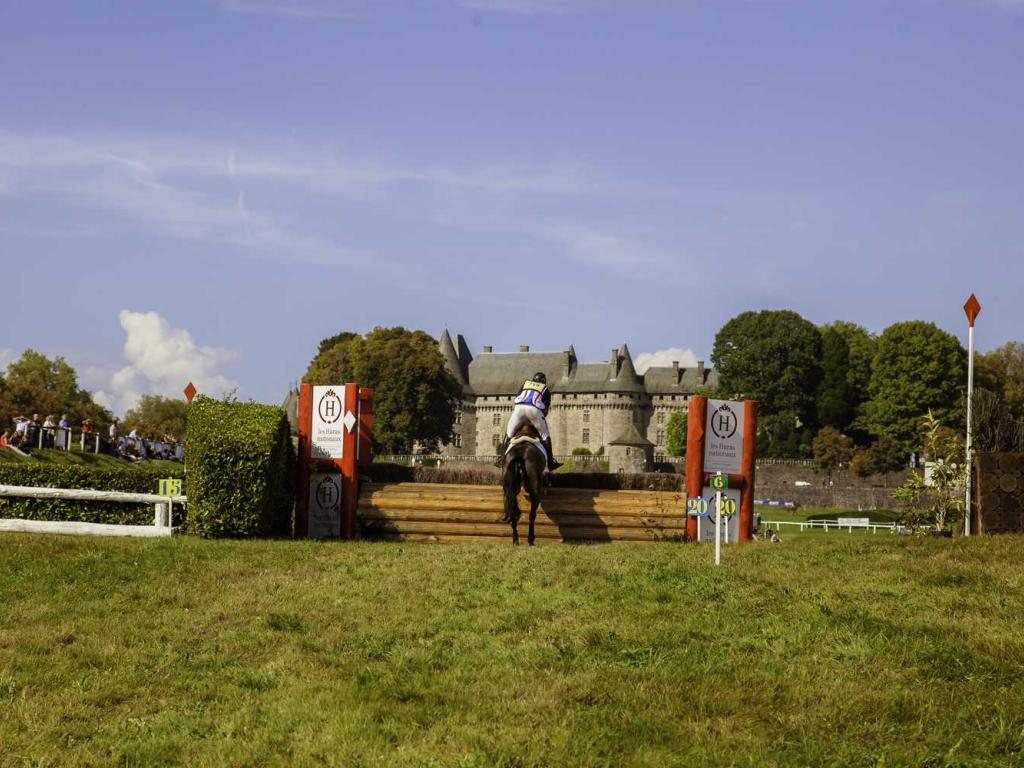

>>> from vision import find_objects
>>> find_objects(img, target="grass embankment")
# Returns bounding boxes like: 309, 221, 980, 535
2, 535, 1023, 767
0, 446, 181, 473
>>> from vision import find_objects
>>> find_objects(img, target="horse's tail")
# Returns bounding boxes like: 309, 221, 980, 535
503, 456, 523, 524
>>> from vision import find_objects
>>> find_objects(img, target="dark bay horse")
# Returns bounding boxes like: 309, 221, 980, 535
501, 424, 547, 545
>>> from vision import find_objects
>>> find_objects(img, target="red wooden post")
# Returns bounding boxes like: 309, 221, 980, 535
357, 387, 375, 468
685, 395, 707, 542
341, 383, 359, 540
738, 399, 758, 543
295, 383, 313, 538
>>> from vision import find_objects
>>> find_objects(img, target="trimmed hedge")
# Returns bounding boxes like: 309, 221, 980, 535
185, 397, 295, 538
363, 463, 683, 492
0, 464, 182, 525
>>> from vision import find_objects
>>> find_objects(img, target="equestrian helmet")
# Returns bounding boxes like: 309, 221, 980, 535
532, 372, 547, 384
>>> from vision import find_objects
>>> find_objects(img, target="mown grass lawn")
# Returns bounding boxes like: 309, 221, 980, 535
2, 534, 1023, 767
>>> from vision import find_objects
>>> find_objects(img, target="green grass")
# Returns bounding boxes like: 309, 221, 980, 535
0, 446, 181, 473
2, 535, 1023, 767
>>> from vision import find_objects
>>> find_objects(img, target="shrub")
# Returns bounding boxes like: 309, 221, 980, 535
0, 464, 181, 524
571, 447, 593, 456
185, 397, 295, 538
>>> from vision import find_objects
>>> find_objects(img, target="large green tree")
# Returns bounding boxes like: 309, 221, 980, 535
303, 327, 462, 453
0, 350, 111, 433
976, 341, 1024, 421
712, 310, 823, 422
815, 321, 877, 437
122, 395, 188, 441
865, 321, 966, 451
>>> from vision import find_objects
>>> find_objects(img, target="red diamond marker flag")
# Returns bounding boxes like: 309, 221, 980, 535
184, 381, 197, 404
963, 294, 981, 328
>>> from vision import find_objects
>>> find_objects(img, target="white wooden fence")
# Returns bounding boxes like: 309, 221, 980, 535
762, 518, 901, 535
0, 484, 186, 538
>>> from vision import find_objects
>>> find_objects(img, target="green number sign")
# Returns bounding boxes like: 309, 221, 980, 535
709, 474, 729, 491
158, 478, 183, 497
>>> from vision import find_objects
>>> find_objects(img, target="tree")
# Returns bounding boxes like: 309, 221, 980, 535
303, 327, 463, 454
0, 350, 111, 433
122, 395, 188, 440
816, 326, 853, 431
865, 321, 966, 452
976, 342, 1024, 421
712, 310, 823, 429
812, 427, 854, 471
664, 409, 688, 457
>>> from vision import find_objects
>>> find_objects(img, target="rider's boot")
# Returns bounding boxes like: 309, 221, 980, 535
493, 435, 511, 467
542, 437, 563, 472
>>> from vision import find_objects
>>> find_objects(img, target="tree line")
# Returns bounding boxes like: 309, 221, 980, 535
709, 310, 1024, 469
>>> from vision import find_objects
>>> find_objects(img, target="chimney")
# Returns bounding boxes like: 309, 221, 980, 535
483, 345, 493, 353
697, 360, 705, 379
610, 348, 619, 376
672, 360, 680, 381
519, 345, 530, 352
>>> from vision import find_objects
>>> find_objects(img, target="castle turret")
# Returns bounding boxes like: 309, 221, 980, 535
440, 329, 468, 387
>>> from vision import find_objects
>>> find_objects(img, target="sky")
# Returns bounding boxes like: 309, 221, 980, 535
2, 0, 1022, 415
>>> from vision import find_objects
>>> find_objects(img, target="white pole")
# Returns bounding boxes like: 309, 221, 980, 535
714, 472, 722, 567
964, 323, 975, 536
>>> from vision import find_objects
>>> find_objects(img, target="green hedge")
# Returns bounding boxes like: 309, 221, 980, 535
185, 397, 295, 538
0, 464, 182, 525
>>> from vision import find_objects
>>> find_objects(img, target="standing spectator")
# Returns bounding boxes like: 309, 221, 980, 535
109, 418, 118, 442
43, 415, 57, 449
13, 417, 29, 446
59, 414, 70, 429
0, 430, 9, 447
27, 414, 41, 449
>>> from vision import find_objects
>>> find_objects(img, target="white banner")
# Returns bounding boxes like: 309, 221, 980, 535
703, 399, 744, 474
311, 385, 345, 459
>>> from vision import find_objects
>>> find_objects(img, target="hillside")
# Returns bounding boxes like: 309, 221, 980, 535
0, 446, 182, 473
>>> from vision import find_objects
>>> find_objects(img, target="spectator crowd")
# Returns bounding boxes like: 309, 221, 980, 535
1, 414, 184, 463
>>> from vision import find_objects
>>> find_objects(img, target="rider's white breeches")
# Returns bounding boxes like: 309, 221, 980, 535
506, 404, 549, 440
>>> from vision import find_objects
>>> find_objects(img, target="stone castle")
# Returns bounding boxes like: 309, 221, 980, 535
438, 331, 718, 457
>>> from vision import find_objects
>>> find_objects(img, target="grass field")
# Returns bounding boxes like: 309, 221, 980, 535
2, 534, 1023, 767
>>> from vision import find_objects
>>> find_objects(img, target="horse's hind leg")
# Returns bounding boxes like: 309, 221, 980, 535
511, 520, 520, 546
527, 497, 539, 546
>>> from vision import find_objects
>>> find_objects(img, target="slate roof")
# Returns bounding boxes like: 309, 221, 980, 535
608, 423, 655, 447
442, 332, 716, 397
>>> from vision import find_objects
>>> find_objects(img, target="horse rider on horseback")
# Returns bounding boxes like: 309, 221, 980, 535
495, 372, 563, 472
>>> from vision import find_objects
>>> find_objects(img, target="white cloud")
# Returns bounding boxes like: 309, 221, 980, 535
92, 310, 237, 416
458, 0, 598, 14
219, 0, 359, 19
634, 347, 698, 374
0, 348, 16, 373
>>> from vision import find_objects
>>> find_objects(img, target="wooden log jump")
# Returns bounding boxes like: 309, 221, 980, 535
357, 482, 688, 543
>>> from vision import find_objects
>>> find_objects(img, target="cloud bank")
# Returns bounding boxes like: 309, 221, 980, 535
93, 310, 237, 416
634, 347, 699, 374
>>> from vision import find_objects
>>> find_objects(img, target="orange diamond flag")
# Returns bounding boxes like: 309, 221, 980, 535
184, 382, 197, 404
963, 294, 981, 328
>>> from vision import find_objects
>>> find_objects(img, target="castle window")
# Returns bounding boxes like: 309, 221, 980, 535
492, 433, 501, 447
453, 434, 462, 448
583, 409, 590, 424
657, 412, 665, 425
657, 430, 665, 446
455, 409, 463, 425
582, 429, 590, 445
492, 413, 500, 427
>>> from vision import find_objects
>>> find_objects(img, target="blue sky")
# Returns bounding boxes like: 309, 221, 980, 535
2, 0, 1022, 414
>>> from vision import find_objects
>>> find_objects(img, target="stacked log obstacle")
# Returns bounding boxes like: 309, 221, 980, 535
975, 452, 1024, 535
357, 482, 688, 543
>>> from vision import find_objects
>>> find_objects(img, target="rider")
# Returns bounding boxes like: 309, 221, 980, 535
495, 372, 562, 471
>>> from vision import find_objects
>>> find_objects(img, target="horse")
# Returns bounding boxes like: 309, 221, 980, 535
501, 424, 547, 545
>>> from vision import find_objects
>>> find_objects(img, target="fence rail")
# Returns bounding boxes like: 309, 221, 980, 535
762, 518, 901, 535
0, 484, 186, 537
